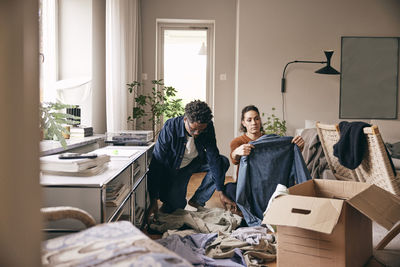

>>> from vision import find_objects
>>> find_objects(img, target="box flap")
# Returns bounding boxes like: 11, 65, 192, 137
313, 179, 371, 199
288, 179, 316, 196
262, 195, 344, 234
347, 184, 400, 230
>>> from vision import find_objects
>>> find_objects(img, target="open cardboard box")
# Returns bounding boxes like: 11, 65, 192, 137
263, 179, 400, 267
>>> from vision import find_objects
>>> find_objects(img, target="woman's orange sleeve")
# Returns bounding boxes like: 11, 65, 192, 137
230, 138, 242, 165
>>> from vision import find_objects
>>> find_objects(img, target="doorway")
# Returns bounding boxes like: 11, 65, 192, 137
157, 21, 214, 108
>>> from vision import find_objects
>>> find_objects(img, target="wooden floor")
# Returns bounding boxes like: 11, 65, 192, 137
186, 172, 235, 209
146, 173, 277, 267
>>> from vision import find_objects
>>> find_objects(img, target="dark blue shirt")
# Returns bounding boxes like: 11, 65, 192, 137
148, 116, 226, 199
236, 134, 311, 226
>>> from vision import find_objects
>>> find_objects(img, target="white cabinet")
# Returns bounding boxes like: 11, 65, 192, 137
41, 144, 154, 237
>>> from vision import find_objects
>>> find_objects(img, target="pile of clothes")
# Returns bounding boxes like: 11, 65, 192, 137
150, 207, 276, 267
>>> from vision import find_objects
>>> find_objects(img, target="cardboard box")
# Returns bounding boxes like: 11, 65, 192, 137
263, 179, 400, 267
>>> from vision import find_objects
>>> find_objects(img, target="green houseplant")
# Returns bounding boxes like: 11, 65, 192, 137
262, 107, 287, 136
40, 102, 79, 148
127, 79, 184, 138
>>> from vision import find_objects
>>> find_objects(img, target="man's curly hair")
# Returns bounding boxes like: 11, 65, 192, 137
185, 100, 213, 123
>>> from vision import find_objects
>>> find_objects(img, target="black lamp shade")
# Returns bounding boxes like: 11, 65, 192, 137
315, 50, 340, 74
315, 65, 341, 74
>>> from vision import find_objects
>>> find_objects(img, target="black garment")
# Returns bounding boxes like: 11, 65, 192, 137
333, 121, 371, 170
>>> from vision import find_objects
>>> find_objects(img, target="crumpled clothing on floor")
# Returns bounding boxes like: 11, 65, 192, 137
231, 226, 275, 245
156, 233, 246, 267
244, 250, 276, 267
205, 231, 276, 266
150, 207, 242, 234
162, 229, 199, 238
158, 230, 276, 267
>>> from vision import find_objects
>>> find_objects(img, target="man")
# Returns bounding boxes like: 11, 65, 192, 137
147, 100, 235, 220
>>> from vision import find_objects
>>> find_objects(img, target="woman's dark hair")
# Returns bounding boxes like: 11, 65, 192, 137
185, 100, 213, 123
240, 105, 263, 132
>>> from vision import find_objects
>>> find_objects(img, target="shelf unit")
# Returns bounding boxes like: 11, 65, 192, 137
41, 144, 154, 238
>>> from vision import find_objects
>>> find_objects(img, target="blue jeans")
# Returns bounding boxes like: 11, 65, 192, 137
159, 155, 229, 213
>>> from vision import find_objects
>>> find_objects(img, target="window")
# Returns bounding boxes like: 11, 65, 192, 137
157, 21, 214, 108
39, 0, 92, 125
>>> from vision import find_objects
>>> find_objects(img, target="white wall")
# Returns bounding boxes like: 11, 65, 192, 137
237, 0, 400, 139
0, 0, 41, 265
141, 0, 237, 174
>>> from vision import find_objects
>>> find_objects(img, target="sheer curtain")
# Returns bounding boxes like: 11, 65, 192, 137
106, 0, 140, 131
41, 0, 57, 102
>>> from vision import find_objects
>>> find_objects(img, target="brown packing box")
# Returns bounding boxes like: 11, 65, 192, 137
262, 179, 400, 267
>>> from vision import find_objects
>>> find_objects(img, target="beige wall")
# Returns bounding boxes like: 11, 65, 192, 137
237, 0, 400, 138
141, 0, 400, 175
141, 0, 237, 174
0, 0, 41, 265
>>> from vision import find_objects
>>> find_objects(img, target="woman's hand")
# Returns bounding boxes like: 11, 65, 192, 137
232, 143, 255, 161
292, 135, 305, 152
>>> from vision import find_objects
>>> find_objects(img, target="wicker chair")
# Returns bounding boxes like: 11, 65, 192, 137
316, 122, 400, 194
316, 123, 360, 182
316, 122, 400, 250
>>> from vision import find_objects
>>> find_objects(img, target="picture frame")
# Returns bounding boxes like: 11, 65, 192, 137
340, 37, 399, 119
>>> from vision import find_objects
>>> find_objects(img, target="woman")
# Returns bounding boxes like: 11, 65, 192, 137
225, 105, 305, 204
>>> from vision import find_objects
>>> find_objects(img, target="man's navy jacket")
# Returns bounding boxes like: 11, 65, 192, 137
148, 116, 226, 199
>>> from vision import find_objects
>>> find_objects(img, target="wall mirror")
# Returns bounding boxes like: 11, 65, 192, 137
340, 37, 399, 119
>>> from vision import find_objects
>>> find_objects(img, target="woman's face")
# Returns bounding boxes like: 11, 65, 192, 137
242, 110, 261, 134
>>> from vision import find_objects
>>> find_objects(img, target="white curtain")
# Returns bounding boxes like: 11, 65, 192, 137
106, 0, 140, 131
41, 0, 58, 102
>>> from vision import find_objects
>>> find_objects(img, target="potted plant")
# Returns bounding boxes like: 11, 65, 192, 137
262, 107, 287, 136
40, 101, 79, 148
127, 79, 184, 138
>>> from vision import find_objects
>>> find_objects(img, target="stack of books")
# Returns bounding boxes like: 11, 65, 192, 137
40, 154, 110, 176
106, 183, 130, 207
70, 126, 93, 138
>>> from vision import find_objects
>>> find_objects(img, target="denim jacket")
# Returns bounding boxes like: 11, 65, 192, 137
148, 116, 226, 199
236, 134, 311, 226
